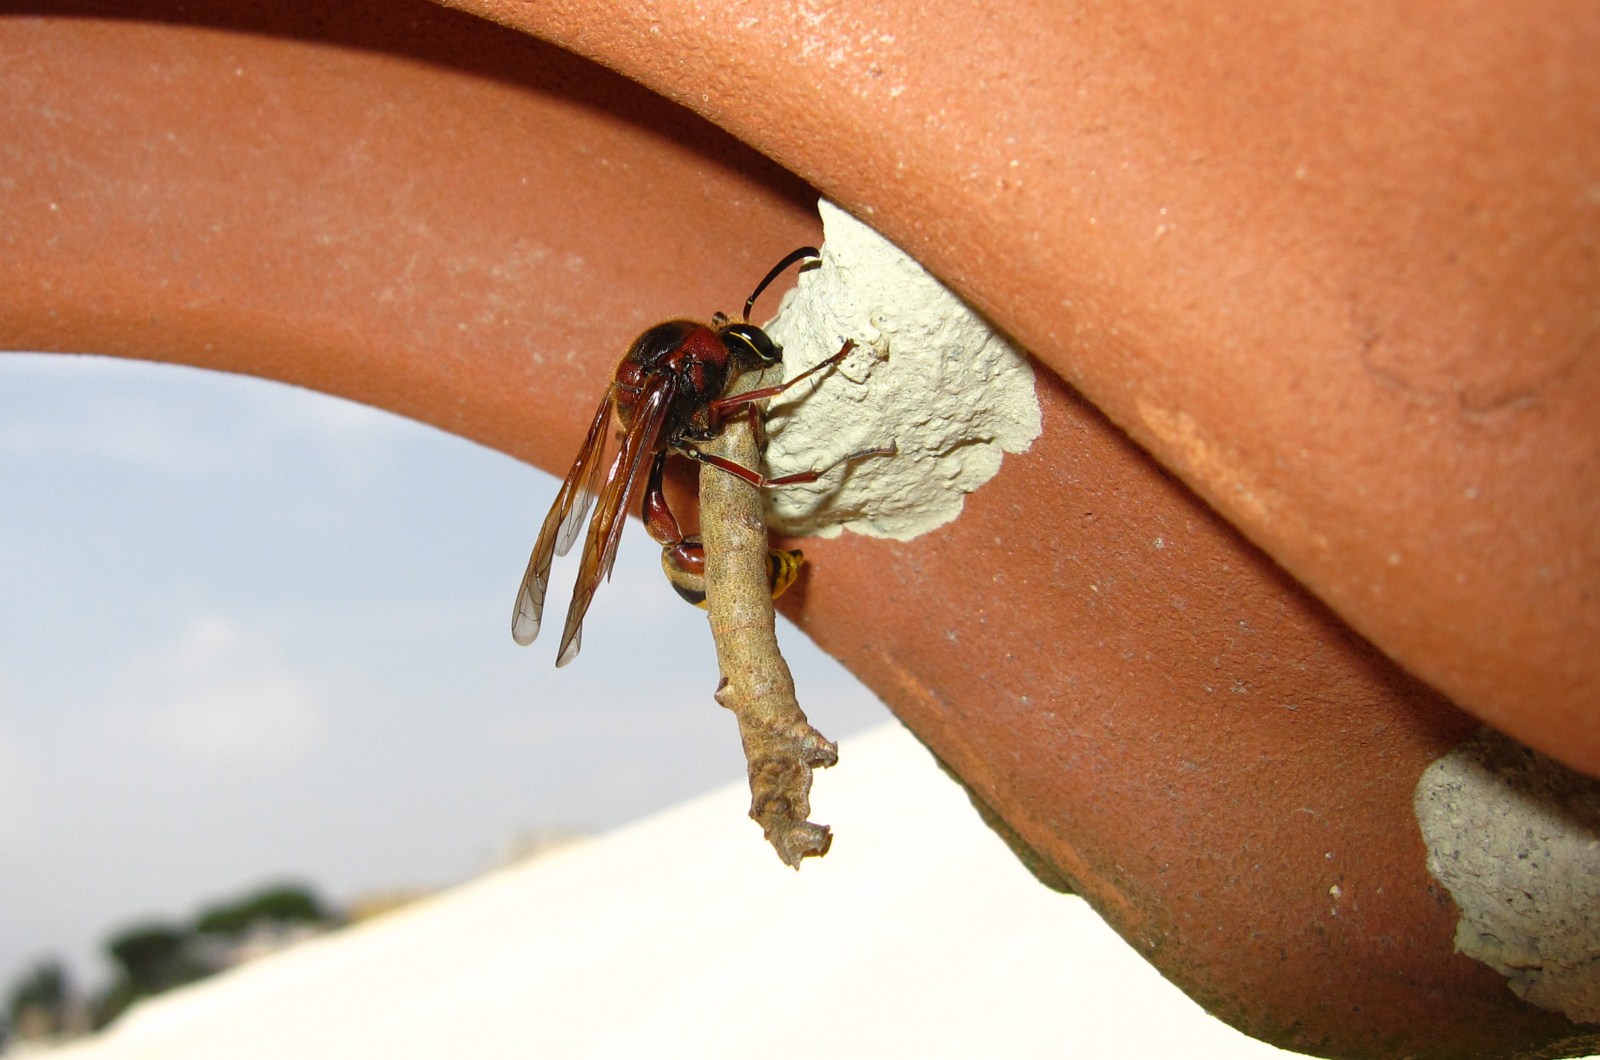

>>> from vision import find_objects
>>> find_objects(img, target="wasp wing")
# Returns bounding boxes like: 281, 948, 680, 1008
511, 389, 617, 647
555, 408, 609, 560
553, 377, 675, 668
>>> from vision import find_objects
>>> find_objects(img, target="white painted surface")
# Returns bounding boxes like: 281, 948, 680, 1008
45, 723, 1303, 1060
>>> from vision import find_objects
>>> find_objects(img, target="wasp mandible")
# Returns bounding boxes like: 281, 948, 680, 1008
512, 247, 860, 667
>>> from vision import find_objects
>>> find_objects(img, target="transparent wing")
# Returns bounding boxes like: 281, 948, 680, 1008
555, 414, 608, 558
553, 377, 675, 667
511, 389, 617, 647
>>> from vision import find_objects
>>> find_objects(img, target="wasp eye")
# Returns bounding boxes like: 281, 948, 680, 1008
720, 323, 782, 366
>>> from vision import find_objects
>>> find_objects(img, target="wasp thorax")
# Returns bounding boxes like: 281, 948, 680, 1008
623, 321, 701, 373
616, 320, 732, 405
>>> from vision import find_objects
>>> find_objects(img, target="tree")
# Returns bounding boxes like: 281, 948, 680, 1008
193, 883, 331, 937
6, 958, 72, 1041
93, 922, 211, 1028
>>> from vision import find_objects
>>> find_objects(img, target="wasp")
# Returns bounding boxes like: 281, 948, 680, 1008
512, 247, 862, 667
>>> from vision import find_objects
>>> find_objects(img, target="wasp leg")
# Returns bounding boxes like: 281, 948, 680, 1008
706, 339, 857, 420
681, 440, 897, 489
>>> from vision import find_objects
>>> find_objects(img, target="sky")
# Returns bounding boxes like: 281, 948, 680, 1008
0, 351, 890, 992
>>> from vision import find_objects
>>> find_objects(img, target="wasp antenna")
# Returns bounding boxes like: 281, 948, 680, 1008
743, 246, 821, 321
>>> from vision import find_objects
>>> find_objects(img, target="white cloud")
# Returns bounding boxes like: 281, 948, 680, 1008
108, 615, 325, 767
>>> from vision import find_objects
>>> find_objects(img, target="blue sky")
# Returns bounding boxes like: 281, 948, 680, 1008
0, 352, 888, 989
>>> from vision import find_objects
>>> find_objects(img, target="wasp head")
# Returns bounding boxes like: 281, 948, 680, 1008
718, 322, 782, 369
